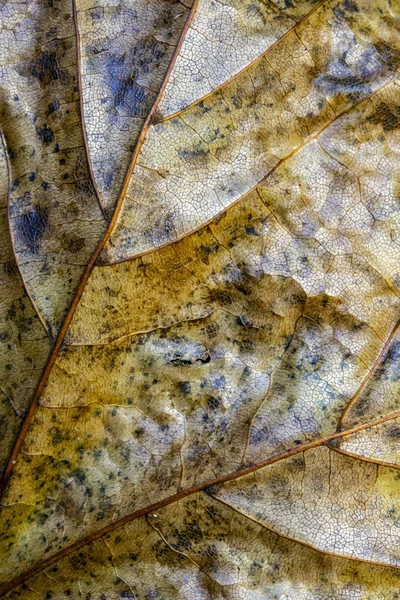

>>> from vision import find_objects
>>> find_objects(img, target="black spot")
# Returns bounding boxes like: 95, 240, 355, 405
47, 99, 60, 115
14, 206, 49, 253
245, 226, 257, 236
179, 381, 191, 395
36, 126, 54, 145
198, 101, 211, 114
367, 102, 400, 132
24, 52, 62, 85
170, 353, 211, 366
208, 396, 220, 410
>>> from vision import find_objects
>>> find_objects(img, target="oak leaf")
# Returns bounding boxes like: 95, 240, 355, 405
1, 0, 400, 598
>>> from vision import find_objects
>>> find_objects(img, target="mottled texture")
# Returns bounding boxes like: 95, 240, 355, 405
334, 419, 400, 467
2, 0, 400, 597
157, 0, 321, 118
102, 0, 400, 262
0, 141, 51, 474
76, 0, 193, 214
213, 446, 400, 565
0, 0, 107, 334
5, 493, 400, 599
332, 329, 400, 465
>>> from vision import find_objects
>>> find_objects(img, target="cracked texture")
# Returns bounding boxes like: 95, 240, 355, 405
0, 0, 107, 334
0, 140, 51, 474
75, 0, 193, 214
6, 493, 400, 599
2, 0, 400, 597
102, 0, 400, 262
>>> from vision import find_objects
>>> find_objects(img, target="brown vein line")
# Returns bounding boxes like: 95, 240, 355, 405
102, 78, 393, 267
210, 493, 400, 570
153, 0, 328, 124
336, 317, 400, 431
0, 131, 50, 335
327, 443, 400, 470
241, 300, 308, 464
0, 0, 201, 499
2, 409, 400, 597
72, 0, 108, 221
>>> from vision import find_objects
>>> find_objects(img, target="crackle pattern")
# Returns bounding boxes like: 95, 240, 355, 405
156, 0, 321, 119
102, 0, 400, 262
0, 141, 51, 473
2, 0, 400, 597
5, 493, 400, 599
75, 0, 192, 214
213, 445, 400, 565
0, 0, 107, 334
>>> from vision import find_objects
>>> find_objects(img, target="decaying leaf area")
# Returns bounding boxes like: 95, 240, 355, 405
1, 0, 400, 597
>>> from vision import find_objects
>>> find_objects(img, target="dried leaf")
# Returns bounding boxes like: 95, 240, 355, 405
1, 0, 400, 597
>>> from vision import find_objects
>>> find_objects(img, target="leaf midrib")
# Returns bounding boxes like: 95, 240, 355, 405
0, 0, 201, 498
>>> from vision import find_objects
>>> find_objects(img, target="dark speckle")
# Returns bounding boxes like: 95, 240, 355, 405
47, 99, 60, 115
342, 0, 359, 12
14, 206, 49, 253
36, 126, 54, 145
374, 41, 400, 72
103, 38, 164, 118
179, 381, 191, 395
21, 51, 66, 86
367, 102, 400, 132
245, 226, 258, 236
208, 396, 220, 410
60, 235, 85, 254
103, 171, 113, 191
314, 58, 369, 99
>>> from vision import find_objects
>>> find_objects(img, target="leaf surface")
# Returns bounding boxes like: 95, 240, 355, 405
75, 0, 193, 214
1, 0, 400, 597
